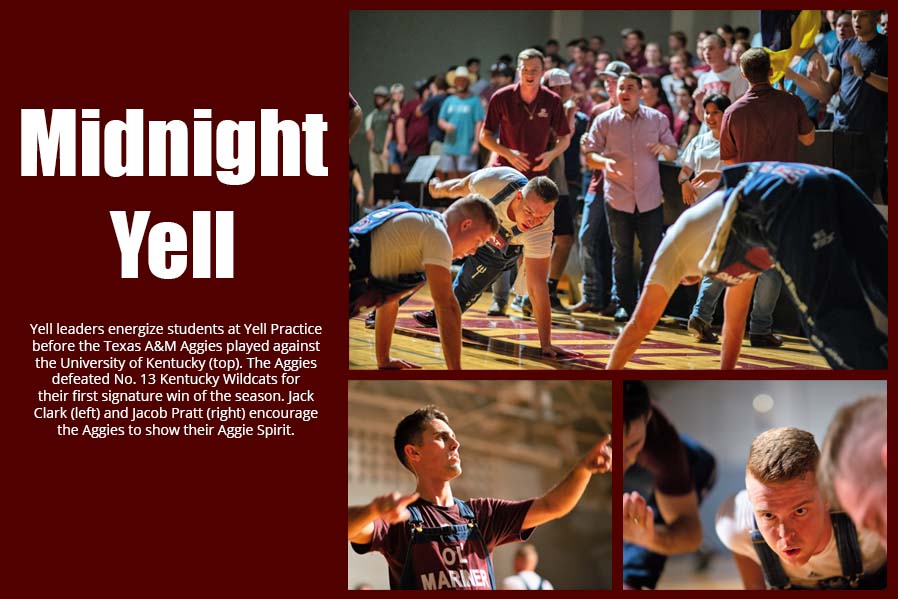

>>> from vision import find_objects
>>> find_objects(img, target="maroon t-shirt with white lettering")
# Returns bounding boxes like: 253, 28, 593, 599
352, 497, 534, 590
484, 83, 570, 180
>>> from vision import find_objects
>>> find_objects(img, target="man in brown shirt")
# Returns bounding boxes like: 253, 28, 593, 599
713, 48, 815, 349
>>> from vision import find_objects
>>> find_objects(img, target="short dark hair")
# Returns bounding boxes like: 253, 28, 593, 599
394, 406, 450, 471
623, 381, 652, 429
618, 72, 643, 87
466, 57, 480, 68
669, 30, 687, 46
702, 93, 732, 113
740, 47, 771, 85
522, 176, 558, 203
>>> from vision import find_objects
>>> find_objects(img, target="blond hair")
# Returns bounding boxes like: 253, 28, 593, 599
819, 395, 886, 495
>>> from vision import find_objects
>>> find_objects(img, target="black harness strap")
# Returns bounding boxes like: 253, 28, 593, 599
750, 512, 865, 590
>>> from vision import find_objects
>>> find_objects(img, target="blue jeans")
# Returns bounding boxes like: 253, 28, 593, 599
490, 266, 516, 307
623, 435, 717, 590
454, 243, 523, 313
690, 270, 781, 335
578, 191, 614, 306
606, 204, 664, 312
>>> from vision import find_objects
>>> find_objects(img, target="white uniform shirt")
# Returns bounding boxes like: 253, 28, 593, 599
643, 193, 726, 296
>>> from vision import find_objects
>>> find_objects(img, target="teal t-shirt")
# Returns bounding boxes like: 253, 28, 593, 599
438, 94, 485, 156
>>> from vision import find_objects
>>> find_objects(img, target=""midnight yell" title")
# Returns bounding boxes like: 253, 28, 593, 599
20, 109, 330, 279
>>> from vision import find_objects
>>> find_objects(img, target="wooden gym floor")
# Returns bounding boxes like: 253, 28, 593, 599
349, 285, 830, 370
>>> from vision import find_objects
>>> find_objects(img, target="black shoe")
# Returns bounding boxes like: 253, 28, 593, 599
549, 295, 571, 314
364, 311, 376, 329
600, 301, 619, 317
687, 316, 718, 343
487, 301, 507, 316
613, 307, 630, 322
750, 333, 784, 348
570, 299, 601, 313
412, 310, 437, 328
509, 296, 525, 313
521, 297, 533, 317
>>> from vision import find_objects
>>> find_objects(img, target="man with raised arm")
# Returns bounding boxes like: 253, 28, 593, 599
348, 406, 611, 590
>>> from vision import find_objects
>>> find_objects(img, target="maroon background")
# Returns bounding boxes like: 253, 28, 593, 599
5, 3, 891, 596
6, 4, 346, 595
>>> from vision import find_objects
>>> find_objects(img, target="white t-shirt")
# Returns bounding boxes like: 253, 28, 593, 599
643, 193, 725, 296
470, 167, 554, 259
716, 490, 887, 588
697, 66, 749, 104
680, 132, 722, 202
500, 571, 554, 590
369, 211, 452, 279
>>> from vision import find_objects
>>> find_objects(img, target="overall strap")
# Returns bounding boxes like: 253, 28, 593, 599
349, 202, 440, 235
487, 176, 528, 241
397, 503, 425, 590
486, 177, 528, 207
453, 497, 476, 520
407, 504, 423, 527
453, 498, 496, 590
830, 512, 863, 587
750, 515, 792, 589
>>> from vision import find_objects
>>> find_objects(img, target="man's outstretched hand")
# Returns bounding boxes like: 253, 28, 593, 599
582, 434, 612, 473
371, 492, 420, 524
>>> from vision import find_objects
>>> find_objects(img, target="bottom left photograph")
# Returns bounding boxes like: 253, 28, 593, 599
347, 380, 612, 590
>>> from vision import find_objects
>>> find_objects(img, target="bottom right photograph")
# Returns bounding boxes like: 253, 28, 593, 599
623, 379, 887, 590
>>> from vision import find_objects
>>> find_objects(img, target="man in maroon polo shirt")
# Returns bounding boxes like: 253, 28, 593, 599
480, 47, 572, 315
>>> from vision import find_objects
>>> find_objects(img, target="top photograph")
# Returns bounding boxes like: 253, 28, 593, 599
348, 10, 888, 371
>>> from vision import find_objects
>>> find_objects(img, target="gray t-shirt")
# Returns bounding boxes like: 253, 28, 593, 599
644, 191, 725, 296
470, 167, 555, 259
369, 212, 452, 279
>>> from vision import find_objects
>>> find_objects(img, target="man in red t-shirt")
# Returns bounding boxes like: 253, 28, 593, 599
349, 405, 611, 590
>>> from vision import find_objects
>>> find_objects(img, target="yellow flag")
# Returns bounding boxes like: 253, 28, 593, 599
764, 10, 822, 83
